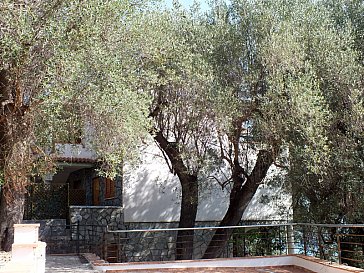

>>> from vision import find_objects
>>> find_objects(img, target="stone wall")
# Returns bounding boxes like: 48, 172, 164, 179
121, 222, 178, 261
22, 219, 71, 254
22, 217, 282, 260
69, 206, 124, 258
24, 207, 124, 255
114, 221, 223, 262
69, 206, 124, 244
111, 221, 282, 262
22, 219, 67, 240
69, 206, 124, 228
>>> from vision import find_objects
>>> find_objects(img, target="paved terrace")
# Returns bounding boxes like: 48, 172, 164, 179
103, 266, 313, 272
45, 255, 313, 273
45, 255, 100, 273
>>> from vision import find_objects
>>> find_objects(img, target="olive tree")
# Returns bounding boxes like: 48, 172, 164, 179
201, 0, 363, 257
0, 0, 150, 250
122, 5, 219, 259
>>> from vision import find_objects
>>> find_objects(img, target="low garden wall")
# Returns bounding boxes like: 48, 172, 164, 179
69, 206, 124, 229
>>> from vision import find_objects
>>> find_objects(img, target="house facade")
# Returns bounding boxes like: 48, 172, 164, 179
23, 139, 291, 255
52, 143, 122, 207
24, 144, 123, 219
122, 141, 292, 226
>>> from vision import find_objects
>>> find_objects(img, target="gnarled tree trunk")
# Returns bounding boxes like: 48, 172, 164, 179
176, 174, 198, 260
0, 132, 30, 251
0, 69, 31, 251
0, 129, 30, 251
203, 149, 274, 259
154, 131, 198, 260
0, 183, 26, 251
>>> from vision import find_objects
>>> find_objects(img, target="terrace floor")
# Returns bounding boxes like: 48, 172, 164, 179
105, 265, 313, 272
45, 254, 364, 273
44, 255, 313, 273
45, 255, 100, 273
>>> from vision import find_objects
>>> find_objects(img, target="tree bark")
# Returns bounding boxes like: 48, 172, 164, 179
0, 184, 26, 251
177, 175, 198, 260
203, 149, 273, 259
0, 69, 29, 251
154, 131, 198, 260
0, 135, 29, 251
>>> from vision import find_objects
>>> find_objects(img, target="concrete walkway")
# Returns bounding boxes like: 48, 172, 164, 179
45, 255, 100, 273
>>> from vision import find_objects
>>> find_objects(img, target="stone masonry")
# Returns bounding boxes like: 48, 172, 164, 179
69, 206, 124, 228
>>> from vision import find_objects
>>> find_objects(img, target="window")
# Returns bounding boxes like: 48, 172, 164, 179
105, 178, 115, 199
92, 177, 100, 205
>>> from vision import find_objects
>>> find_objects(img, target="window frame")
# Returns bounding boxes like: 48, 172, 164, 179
105, 178, 116, 199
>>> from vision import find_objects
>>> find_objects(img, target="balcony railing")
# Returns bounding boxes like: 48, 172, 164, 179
104, 223, 364, 268
35, 221, 364, 269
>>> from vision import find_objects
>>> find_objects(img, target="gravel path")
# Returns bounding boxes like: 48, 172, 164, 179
45, 255, 100, 273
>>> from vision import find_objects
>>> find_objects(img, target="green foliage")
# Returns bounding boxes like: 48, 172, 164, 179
130, 5, 219, 175
200, 0, 363, 224
231, 227, 286, 256
39, 0, 152, 174
1, 0, 152, 178
249, 0, 364, 223
1, 0, 363, 226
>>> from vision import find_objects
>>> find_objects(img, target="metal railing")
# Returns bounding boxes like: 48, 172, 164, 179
39, 221, 364, 268
105, 223, 364, 268
106, 223, 293, 262
295, 223, 364, 268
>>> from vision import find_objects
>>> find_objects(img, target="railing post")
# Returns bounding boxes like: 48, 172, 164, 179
318, 226, 324, 259
117, 233, 121, 263
50, 224, 53, 255
76, 220, 80, 255
336, 227, 341, 264
243, 227, 246, 257
103, 231, 107, 261
303, 225, 308, 256
278, 226, 282, 255
286, 225, 295, 255
30, 184, 34, 219
67, 183, 70, 220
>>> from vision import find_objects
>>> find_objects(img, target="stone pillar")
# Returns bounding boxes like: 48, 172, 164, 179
0, 224, 46, 273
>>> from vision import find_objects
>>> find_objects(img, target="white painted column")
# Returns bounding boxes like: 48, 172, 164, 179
0, 224, 46, 273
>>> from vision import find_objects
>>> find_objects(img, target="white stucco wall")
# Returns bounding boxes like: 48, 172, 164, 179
123, 141, 292, 223
55, 143, 96, 159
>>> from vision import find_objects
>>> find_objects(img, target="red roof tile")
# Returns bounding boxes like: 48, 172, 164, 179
55, 156, 96, 163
